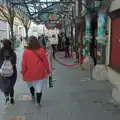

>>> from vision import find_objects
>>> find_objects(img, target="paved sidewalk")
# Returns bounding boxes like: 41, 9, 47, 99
0, 49, 120, 120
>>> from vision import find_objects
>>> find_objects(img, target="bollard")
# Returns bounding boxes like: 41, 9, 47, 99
87, 53, 94, 80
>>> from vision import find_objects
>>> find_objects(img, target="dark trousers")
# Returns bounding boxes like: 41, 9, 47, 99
4, 87, 14, 98
52, 45, 56, 58
65, 46, 70, 57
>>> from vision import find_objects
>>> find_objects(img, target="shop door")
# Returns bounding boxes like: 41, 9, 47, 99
110, 19, 120, 69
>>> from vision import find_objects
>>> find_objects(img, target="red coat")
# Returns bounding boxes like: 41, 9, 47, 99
21, 48, 50, 82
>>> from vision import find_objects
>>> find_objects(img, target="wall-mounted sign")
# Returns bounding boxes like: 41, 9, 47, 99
39, 13, 60, 22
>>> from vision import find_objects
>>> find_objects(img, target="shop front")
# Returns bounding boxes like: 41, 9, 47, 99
108, 5, 120, 104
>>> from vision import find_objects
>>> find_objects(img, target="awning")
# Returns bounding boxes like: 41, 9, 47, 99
5, 0, 74, 24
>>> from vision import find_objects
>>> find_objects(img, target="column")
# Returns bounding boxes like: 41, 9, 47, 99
75, 0, 79, 44
61, 17, 65, 33
96, 12, 107, 64
93, 12, 108, 80
84, 13, 93, 54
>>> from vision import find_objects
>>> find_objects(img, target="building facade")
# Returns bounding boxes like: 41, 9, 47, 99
0, 12, 25, 40
80, 0, 120, 104
107, 0, 120, 104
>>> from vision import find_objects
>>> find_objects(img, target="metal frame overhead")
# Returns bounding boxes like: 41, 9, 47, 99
2, 0, 75, 24
0, 0, 104, 24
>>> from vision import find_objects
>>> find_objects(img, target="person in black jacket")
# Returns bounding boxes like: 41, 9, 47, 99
0, 39, 17, 109
38, 35, 46, 52
65, 35, 70, 57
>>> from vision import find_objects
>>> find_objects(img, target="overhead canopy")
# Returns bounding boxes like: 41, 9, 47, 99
4, 0, 74, 25
0, 0, 104, 29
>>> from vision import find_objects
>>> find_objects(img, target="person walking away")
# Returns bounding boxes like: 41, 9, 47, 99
0, 39, 17, 109
0, 40, 2, 49
38, 35, 46, 52
0, 40, 3, 49
65, 35, 70, 57
57, 34, 61, 51
21, 36, 50, 106
50, 35, 58, 59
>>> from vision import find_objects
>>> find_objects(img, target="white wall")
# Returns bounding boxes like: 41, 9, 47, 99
106, 18, 111, 65
109, 0, 120, 12
0, 19, 25, 40
0, 21, 8, 39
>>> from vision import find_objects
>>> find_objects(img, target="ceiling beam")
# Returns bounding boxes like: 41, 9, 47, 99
12, 1, 74, 5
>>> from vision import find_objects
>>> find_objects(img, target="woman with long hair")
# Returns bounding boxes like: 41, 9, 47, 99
0, 39, 17, 109
21, 36, 50, 106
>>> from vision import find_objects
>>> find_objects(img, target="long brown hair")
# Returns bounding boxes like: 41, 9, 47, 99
28, 36, 41, 50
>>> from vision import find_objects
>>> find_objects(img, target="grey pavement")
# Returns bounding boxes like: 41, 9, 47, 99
0, 47, 120, 120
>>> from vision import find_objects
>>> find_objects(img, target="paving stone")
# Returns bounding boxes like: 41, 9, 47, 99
26, 113, 34, 120
33, 112, 47, 120
18, 95, 32, 101
0, 48, 120, 120
9, 116, 26, 120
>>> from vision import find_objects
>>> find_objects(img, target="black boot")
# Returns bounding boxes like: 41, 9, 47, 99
10, 88, 15, 105
36, 92, 42, 106
10, 98, 15, 105
5, 97, 9, 104
30, 87, 35, 100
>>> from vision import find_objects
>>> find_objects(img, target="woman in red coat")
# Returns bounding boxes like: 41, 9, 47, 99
21, 36, 50, 106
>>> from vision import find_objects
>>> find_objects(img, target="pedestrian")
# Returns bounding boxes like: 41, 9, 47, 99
20, 36, 22, 43
0, 40, 3, 49
50, 35, 58, 59
21, 36, 50, 107
65, 35, 70, 57
0, 39, 17, 109
57, 34, 61, 51
38, 35, 46, 52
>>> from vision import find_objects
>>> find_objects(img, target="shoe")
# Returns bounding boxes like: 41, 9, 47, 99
10, 98, 15, 105
36, 103, 41, 107
36, 92, 42, 106
4, 98, 10, 109
31, 96, 35, 101
30, 87, 35, 97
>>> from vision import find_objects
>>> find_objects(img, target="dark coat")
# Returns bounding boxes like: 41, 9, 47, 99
65, 37, 70, 48
39, 38, 46, 52
0, 48, 17, 93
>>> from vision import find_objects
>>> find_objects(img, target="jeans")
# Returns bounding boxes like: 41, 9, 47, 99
27, 79, 45, 93
27, 79, 45, 104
